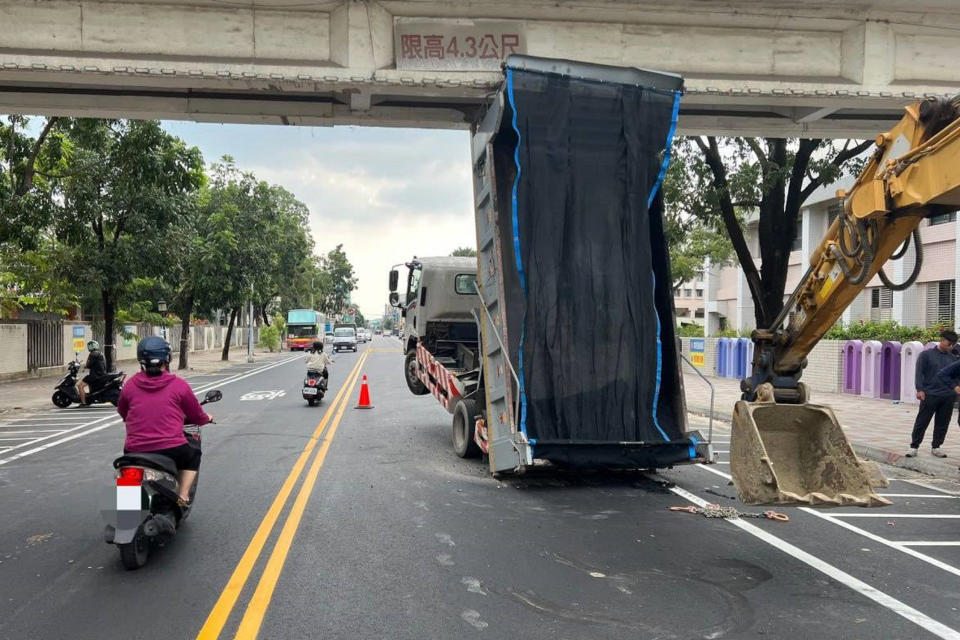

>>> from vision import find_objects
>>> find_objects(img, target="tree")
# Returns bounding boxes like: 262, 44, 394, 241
450, 247, 476, 257
675, 136, 872, 327
318, 244, 357, 317
58, 119, 204, 369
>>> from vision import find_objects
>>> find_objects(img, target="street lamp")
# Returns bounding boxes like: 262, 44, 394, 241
157, 299, 168, 340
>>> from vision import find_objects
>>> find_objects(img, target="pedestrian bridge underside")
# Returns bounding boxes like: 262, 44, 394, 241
3, 0, 960, 137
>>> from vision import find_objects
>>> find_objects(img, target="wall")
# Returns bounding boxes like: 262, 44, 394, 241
0, 324, 28, 377
680, 337, 844, 394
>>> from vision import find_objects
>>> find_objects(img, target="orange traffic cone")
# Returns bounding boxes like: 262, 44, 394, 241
355, 375, 374, 409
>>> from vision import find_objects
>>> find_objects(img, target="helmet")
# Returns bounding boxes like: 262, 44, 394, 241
312, 341, 323, 352
87, 340, 100, 352
137, 336, 171, 366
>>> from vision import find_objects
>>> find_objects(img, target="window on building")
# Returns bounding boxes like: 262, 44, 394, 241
870, 286, 893, 322
926, 280, 956, 327
695, 308, 705, 318
827, 202, 843, 227
684, 288, 692, 297
791, 218, 802, 251
695, 288, 704, 297
930, 212, 957, 226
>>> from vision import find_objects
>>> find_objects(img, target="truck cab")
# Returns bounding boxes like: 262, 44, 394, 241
390, 257, 479, 393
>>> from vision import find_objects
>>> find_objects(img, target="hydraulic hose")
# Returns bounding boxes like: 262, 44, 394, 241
878, 227, 924, 291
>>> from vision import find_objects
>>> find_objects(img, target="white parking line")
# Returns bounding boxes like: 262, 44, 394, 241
892, 479, 960, 496
0, 423, 92, 428
897, 542, 960, 547
0, 430, 65, 435
670, 485, 960, 640
0, 354, 301, 466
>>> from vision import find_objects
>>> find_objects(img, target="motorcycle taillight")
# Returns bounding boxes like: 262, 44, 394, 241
117, 467, 143, 486
307, 378, 317, 387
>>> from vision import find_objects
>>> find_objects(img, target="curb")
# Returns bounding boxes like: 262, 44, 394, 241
687, 405, 957, 479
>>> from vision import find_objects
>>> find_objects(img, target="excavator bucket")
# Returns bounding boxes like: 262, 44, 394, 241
730, 401, 891, 507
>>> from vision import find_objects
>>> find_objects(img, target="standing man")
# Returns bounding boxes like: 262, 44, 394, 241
909, 330, 959, 458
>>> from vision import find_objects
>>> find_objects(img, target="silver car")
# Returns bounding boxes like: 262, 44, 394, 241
332, 327, 358, 352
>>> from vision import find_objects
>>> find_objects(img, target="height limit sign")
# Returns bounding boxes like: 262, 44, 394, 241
395, 21, 526, 71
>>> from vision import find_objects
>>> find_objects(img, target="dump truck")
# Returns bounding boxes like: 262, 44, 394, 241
390, 56, 713, 473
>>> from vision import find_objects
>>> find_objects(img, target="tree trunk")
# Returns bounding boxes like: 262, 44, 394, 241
221, 306, 238, 361
261, 305, 270, 326
178, 294, 194, 370
102, 289, 116, 371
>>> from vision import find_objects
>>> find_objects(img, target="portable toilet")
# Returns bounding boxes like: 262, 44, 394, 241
861, 340, 882, 398
900, 341, 924, 404
843, 340, 863, 395
716, 338, 730, 377
880, 341, 902, 400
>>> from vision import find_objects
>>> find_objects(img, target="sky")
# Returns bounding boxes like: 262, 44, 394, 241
161, 122, 477, 320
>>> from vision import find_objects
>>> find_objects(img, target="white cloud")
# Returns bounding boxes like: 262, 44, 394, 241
163, 122, 478, 318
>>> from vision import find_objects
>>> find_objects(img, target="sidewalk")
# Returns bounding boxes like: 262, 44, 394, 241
683, 371, 960, 478
0, 347, 283, 416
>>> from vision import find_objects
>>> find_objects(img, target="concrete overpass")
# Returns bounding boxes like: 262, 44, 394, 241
2, 0, 960, 137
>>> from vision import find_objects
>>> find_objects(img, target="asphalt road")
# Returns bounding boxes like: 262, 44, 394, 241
1, 336, 960, 640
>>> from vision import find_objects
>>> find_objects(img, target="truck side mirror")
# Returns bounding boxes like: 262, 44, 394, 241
389, 292, 399, 307
389, 269, 399, 292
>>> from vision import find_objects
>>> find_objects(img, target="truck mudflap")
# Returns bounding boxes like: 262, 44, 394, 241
522, 431, 711, 470
730, 401, 891, 507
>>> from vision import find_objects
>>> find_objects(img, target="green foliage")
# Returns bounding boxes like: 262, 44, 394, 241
318, 244, 358, 317
383, 317, 394, 331
823, 321, 948, 344
675, 323, 706, 337
450, 247, 477, 257
711, 328, 752, 338
258, 324, 281, 352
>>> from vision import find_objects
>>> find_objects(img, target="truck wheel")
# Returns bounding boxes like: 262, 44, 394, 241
405, 352, 428, 395
452, 398, 482, 458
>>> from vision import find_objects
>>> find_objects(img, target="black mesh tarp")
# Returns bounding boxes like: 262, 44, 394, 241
501, 64, 692, 467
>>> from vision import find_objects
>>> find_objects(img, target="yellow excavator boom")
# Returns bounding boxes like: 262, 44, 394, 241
732, 96, 960, 506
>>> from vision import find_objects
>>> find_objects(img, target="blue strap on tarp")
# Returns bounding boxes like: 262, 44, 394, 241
648, 90, 682, 441
506, 68, 530, 440
688, 434, 699, 459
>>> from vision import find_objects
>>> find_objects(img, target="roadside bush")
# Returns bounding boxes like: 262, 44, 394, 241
711, 328, 751, 338
823, 320, 951, 344
258, 324, 281, 352
676, 324, 706, 337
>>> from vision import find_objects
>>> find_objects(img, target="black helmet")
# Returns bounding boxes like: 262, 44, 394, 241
137, 336, 171, 366
312, 340, 323, 352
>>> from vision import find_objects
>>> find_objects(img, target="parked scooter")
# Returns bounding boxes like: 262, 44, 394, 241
101, 389, 222, 570
52, 356, 125, 408
303, 368, 328, 406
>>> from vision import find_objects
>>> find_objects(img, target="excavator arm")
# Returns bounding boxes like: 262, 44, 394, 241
731, 96, 960, 506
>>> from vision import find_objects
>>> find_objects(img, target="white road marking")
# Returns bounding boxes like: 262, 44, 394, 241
799, 508, 960, 579
0, 354, 302, 466
670, 485, 960, 640
0, 430, 66, 435
878, 494, 960, 499
897, 542, 960, 547
892, 479, 960, 496
0, 423, 92, 428
828, 514, 960, 519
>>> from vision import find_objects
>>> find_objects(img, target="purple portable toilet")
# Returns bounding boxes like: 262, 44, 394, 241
861, 340, 882, 398
900, 341, 924, 404
843, 340, 863, 395
925, 341, 939, 351
744, 340, 755, 378
725, 339, 737, 379
716, 338, 729, 377
880, 341, 902, 400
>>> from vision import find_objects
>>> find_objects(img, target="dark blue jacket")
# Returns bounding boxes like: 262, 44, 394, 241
935, 357, 960, 396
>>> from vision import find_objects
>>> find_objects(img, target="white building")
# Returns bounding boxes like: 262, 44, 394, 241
704, 177, 960, 335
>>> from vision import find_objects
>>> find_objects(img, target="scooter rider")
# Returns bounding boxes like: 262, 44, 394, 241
77, 340, 108, 405
305, 340, 333, 378
116, 337, 212, 506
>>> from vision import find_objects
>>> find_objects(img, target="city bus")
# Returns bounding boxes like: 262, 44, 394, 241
286, 309, 322, 351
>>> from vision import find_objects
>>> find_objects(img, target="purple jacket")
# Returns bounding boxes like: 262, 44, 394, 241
117, 371, 210, 452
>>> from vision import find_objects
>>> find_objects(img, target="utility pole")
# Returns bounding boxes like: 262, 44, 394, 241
247, 282, 255, 363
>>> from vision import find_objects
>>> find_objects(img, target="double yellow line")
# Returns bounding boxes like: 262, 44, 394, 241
196, 350, 370, 640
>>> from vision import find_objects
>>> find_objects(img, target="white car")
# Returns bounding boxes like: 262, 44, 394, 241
332, 327, 358, 352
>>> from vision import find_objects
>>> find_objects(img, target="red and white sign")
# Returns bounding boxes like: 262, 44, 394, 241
395, 21, 526, 71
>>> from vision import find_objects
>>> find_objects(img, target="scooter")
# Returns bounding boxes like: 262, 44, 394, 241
52, 357, 125, 408
101, 389, 222, 570
303, 368, 328, 406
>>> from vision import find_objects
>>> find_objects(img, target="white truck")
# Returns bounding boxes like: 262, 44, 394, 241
389, 55, 712, 474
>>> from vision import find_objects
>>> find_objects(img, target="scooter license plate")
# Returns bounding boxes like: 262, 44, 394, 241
302, 387, 318, 396
116, 486, 141, 510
